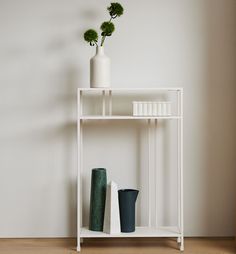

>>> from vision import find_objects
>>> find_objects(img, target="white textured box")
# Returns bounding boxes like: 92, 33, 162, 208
132, 102, 138, 116
138, 102, 143, 116
143, 102, 148, 116
152, 102, 157, 116
167, 102, 171, 115
132, 101, 172, 116
147, 102, 152, 116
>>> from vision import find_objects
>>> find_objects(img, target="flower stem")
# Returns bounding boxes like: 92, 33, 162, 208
101, 36, 106, 46
100, 17, 113, 46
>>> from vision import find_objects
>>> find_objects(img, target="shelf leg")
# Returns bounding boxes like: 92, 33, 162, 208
177, 237, 181, 243
77, 244, 81, 252
80, 238, 84, 244
180, 237, 184, 251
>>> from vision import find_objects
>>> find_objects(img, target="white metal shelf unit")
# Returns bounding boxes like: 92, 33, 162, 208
77, 88, 184, 252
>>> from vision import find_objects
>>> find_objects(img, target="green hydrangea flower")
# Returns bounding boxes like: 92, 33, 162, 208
83, 2, 124, 46
100, 22, 115, 36
84, 29, 98, 46
107, 2, 124, 18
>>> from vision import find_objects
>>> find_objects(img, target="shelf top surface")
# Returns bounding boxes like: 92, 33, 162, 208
80, 115, 181, 120
78, 87, 183, 91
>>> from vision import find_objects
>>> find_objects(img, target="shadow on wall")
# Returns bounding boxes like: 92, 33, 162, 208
0, 0, 88, 237
59, 64, 78, 236
204, 0, 236, 236
25, 64, 78, 236
48, 64, 78, 236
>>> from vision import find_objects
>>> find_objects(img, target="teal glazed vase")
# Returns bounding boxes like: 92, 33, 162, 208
89, 168, 107, 231
118, 189, 139, 232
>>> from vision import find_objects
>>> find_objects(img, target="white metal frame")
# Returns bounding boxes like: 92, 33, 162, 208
77, 88, 184, 252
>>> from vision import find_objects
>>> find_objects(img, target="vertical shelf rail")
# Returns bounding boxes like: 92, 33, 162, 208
102, 90, 106, 116
80, 91, 83, 116
80, 116, 83, 239
77, 90, 81, 252
180, 89, 184, 251
108, 90, 112, 116
177, 89, 184, 251
148, 119, 151, 227
177, 90, 181, 233
154, 119, 158, 227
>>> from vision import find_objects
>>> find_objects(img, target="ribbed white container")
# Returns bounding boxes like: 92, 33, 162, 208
147, 102, 152, 116
143, 102, 148, 116
157, 103, 162, 116
132, 101, 172, 116
162, 103, 167, 115
133, 102, 138, 116
166, 102, 172, 116
152, 102, 158, 116
137, 102, 143, 116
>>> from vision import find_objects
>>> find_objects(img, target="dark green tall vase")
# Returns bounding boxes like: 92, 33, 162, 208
89, 168, 107, 231
118, 189, 139, 232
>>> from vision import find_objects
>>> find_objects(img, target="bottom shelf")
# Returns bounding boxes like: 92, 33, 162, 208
80, 226, 181, 238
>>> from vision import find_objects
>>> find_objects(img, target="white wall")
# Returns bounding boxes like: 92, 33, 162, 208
0, 0, 236, 237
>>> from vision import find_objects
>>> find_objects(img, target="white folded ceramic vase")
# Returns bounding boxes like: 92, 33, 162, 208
103, 181, 121, 234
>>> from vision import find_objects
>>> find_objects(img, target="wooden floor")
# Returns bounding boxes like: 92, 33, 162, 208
0, 238, 235, 254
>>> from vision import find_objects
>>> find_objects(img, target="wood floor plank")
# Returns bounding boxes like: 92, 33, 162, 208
0, 238, 235, 254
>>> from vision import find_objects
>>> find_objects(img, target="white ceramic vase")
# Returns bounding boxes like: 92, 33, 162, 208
90, 46, 110, 88
103, 181, 121, 234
